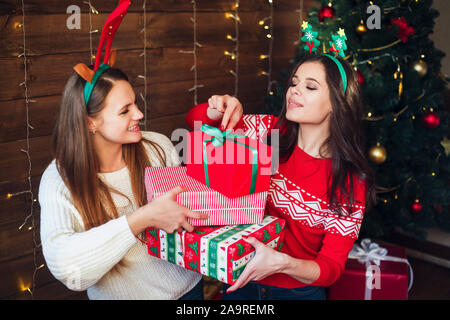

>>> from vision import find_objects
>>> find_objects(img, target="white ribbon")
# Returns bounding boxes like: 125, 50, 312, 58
348, 238, 414, 300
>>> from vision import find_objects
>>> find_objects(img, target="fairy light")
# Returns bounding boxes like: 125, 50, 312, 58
225, 1, 240, 97
226, 34, 236, 41
258, 0, 276, 94
179, 0, 204, 105
224, 50, 236, 60
225, 12, 240, 22
83, 1, 99, 64
12, 0, 40, 299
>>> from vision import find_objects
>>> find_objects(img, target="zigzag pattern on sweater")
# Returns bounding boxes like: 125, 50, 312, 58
267, 171, 364, 239
242, 114, 275, 142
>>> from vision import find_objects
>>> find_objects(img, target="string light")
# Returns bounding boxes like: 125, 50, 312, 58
258, 0, 276, 94
225, 12, 241, 23
179, 0, 204, 105
83, 1, 99, 64
364, 90, 425, 121
225, 1, 240, 97
258, 17, 270, 25
226, 34, 236, 41
12, 0, 40, 299
224, 50, 236, 60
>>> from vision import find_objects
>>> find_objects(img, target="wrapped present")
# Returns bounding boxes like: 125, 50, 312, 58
146, 215, 285, 285
186, 124, 272, 198
328, 239, 413, 300
145, 166, 267, 226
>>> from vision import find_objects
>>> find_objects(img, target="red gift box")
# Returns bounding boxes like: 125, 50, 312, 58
186, 124, 272, 198
328, 239, 412, 300
145, 166, 267, 226
146, 215, 285, 285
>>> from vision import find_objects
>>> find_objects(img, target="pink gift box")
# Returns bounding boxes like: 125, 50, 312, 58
145, 166, 268, 226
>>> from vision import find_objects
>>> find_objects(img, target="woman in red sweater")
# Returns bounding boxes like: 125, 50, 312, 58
186, 54, 376, 300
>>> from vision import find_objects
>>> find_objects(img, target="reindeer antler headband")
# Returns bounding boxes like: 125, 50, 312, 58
300, 21, 348, 94
73, 0, 131, 106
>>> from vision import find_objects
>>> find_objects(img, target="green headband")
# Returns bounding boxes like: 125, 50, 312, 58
83, 64, 111, 106
323, 54, 347, 94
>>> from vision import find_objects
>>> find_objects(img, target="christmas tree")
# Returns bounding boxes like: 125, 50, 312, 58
266, 0, 450, 239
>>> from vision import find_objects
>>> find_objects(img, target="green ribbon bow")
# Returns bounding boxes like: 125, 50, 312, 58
200, 124, 258, 195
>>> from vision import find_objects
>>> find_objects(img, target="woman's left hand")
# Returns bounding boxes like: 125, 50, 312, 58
226, 236, 287, 293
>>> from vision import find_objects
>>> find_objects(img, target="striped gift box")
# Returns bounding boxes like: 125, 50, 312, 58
145, 166, 268, 226
146, 215, 285, 285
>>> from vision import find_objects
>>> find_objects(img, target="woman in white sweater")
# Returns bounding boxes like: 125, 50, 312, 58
39, 67, 207, 299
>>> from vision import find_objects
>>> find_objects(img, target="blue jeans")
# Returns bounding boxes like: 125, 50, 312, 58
222, 282, 326, 300
179, 278, 204, 300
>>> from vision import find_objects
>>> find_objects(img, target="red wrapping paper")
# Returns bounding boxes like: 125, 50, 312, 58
145, 166, 267, 226
328, 245, 410, 300
186, 129, 272, 198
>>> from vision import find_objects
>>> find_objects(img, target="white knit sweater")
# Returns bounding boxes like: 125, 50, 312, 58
39, 131, 202, 300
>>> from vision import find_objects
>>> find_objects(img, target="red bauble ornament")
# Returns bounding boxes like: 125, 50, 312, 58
422, 110, 440, 129
411, 199, 423, 213
357, 70, 365, 85
318, 6, 335, 22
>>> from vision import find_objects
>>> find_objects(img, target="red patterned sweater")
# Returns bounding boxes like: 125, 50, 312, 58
186, 103, 367, 288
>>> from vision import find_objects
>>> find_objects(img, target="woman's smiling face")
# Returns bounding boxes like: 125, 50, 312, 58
285, 61, 333, 126
88, 80, 144, 145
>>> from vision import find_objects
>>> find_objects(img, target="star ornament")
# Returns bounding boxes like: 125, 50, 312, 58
301, 20, 309, 30
337, 28, 346, 38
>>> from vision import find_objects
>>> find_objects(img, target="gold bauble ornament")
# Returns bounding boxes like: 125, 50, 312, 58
356, 22, 367, 35
412, 60, 428, 77
369, 143, 387, 164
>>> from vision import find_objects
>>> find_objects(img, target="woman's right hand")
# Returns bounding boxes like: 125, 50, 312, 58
207, 94, 243, 130
127, 186, 208, 235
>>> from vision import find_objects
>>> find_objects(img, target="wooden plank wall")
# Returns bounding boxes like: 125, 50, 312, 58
0, 0, 315, 299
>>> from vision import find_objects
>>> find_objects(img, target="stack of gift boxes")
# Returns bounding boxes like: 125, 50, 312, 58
144, 124, 286, 285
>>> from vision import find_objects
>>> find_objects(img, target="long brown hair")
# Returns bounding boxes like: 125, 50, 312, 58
271, 54, 376, 215
52, 67, 166, 232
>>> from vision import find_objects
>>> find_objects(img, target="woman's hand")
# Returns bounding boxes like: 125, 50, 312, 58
127, 186, 208, 235
207, 94, 243, 130
226, 236, 288, 293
